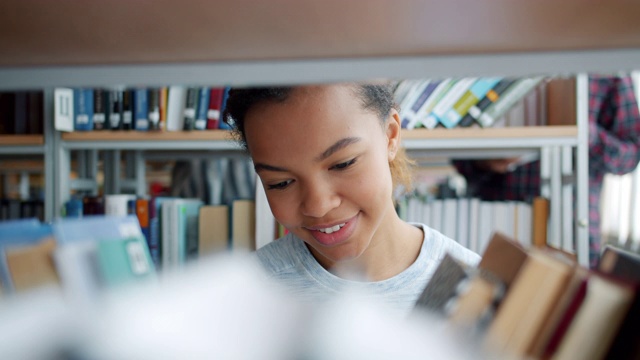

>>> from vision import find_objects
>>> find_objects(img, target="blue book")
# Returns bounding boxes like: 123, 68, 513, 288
73, 88, 94, 131
149, 196, 179, 269
134, 88, 149, 131
218, 87, 232, 130
194, 87, 210, 130
64, 197, 84, 218
53, 215, 142, 245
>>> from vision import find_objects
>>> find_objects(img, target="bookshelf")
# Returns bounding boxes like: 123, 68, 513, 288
1, 1, 639, 266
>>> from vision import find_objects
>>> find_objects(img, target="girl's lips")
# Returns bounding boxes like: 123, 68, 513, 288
309, 214, 358, 246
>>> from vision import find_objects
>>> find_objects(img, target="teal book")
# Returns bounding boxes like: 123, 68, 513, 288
178, 199, 204, 262
97, 235, 156, 287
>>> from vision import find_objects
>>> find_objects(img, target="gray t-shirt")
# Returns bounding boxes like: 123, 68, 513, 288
256, 223, 480, 316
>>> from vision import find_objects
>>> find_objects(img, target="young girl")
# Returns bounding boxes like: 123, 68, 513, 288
223, 83, 479, 314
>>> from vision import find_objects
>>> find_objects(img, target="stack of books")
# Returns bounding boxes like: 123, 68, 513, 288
415, 232, 640, 359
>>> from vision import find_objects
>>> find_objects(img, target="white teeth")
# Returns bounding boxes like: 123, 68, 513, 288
317, 223, 345, 234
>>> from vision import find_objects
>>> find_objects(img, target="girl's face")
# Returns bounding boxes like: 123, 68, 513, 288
244, 85, 401, 269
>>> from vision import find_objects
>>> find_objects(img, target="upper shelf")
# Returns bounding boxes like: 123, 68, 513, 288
0, 135, 45, 155
1, 1, 640, 89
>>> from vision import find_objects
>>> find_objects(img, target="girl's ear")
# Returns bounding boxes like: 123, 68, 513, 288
386, 109, 401, 161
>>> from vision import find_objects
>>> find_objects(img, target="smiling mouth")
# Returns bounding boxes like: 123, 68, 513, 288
316, 223, 346, 234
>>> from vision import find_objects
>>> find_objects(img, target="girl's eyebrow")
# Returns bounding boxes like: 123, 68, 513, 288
315, 137, 361, 162
254, 137, 361, 173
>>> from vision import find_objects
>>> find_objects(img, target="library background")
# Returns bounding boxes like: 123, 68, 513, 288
1, 1, 640, 359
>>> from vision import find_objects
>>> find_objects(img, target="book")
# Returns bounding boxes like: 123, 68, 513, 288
414, 253, 471, 315
134, 88, 149, 131
448, 270, 505, 331
532, 197, 549, 248
104, 194, 137, 217
418, 79, 456, 129
442, 77, 501, 128
147, 88, 161, 130
182, 87, 199, 130
53, 88, 74, 132
135, 198, 151, 257
431, 78, 477, 128
96, 235, 156, 287
198, 205, 230, 255
53, 214, 143, 245
551, 273, 636, 360
26, 91, 44, 134
5, 237, 59, 292
180, 199, 203, 261
485, 249, 574, 357
73, 88, 94, 131
217, 87, 232, 130
460, 78, 517, 127
166, 86, 186, 131
121, 89, 133, 130
93, 88, 107, 130
397, 80, 431, 128
231, 199, 256, 251
477, 77, 544, 128
107, 89, 123, 130
546, 77, 576, 126
158, 87, 168, 131
206, 87, 224, 129
194, 87, 210, 130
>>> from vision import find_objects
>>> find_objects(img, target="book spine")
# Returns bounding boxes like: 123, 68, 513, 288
433, 78, 477, 128
73, 88, 94, 131
405, 81, 441, 129
54, 88, 74, 132
147, 88, 160, 131
182, 87, 199, 130
134, 88, 149, 131
166, 86, 186, 131
463, 78, 518, 127
206, 87, 224, 129
444, 77, 501, 127
148, 197, 161, 269
159, 87, 168, 131
421, 79, 456, 129
194, 87, 210, 130
108, 89, 123, 130
478, 77, 544, 128
93, 89, 106, 130
218, 87, 232, 130
121, 89, 133, 130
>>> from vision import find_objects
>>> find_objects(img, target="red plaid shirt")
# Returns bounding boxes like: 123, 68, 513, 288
453, 75, 640, 268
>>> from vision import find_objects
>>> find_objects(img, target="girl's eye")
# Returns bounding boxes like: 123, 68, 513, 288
331, 158, 357, 170
267, 179, 293, 190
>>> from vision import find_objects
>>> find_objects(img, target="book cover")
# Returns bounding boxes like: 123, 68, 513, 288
64, 197, 84, 218
194, 87, 210, 130
73, 88, 94, 131
53, 88, 74, 132
478, 77, 544, 128
413, 253, 471, 315
53, 214, 143, 245
198, 205, 230, 255
147, 88, 161, 131
397, 80, 430, 128
182, 87, 199, 131
93, 88, 107, 130
404, 80, 443, 129
96, 235, 156, 287
104, 194, 137, 217
231, 199, 256, 251
159, 87, 168, 131
485, 249, 574, 357
134, 88, 149, 131
179, 199, 203, 262
460, 78, 517, 127
206, 87, 224, 130
420, 79, 456, 129
148, 196, 180, 270
5, 237, 59, 292
218, 87, 232, 130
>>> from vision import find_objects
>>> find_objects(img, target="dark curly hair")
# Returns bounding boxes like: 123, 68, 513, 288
222, 83, 414, 192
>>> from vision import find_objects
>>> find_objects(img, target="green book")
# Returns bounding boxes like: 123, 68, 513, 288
97, 235, 156, 287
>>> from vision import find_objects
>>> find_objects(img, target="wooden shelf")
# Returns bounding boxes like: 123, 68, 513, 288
0, 135, 44, 146
1, 1, 639, 67
61, 130, 233, 142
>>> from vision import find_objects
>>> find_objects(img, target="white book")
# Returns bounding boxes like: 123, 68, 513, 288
161, 200, 180, 271
419, 79, 455, 129
397, 80, 428, 124
431, 77, 477, 128
478, 201, 493, 254
515, 201, 532, 249
456, 198, 470, 249
561, 146, 575, 251
166, 86, 187, 131
429, 199, 443, 233
104, 194, 136, 216
468, 198, 481, 253
442, 198, 458, 240
255, 181, 276, 249
54, 88, 74, 132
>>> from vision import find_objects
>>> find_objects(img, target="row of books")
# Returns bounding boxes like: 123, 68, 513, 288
394, 76, 576, 130
53, 86, 232, 132
0, 91, 44, 135
0, 198, 45, 222
0, 216, 155, 299
397, 196, 550, 255
415, 232, 640, 359
63, 194, 257, 270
